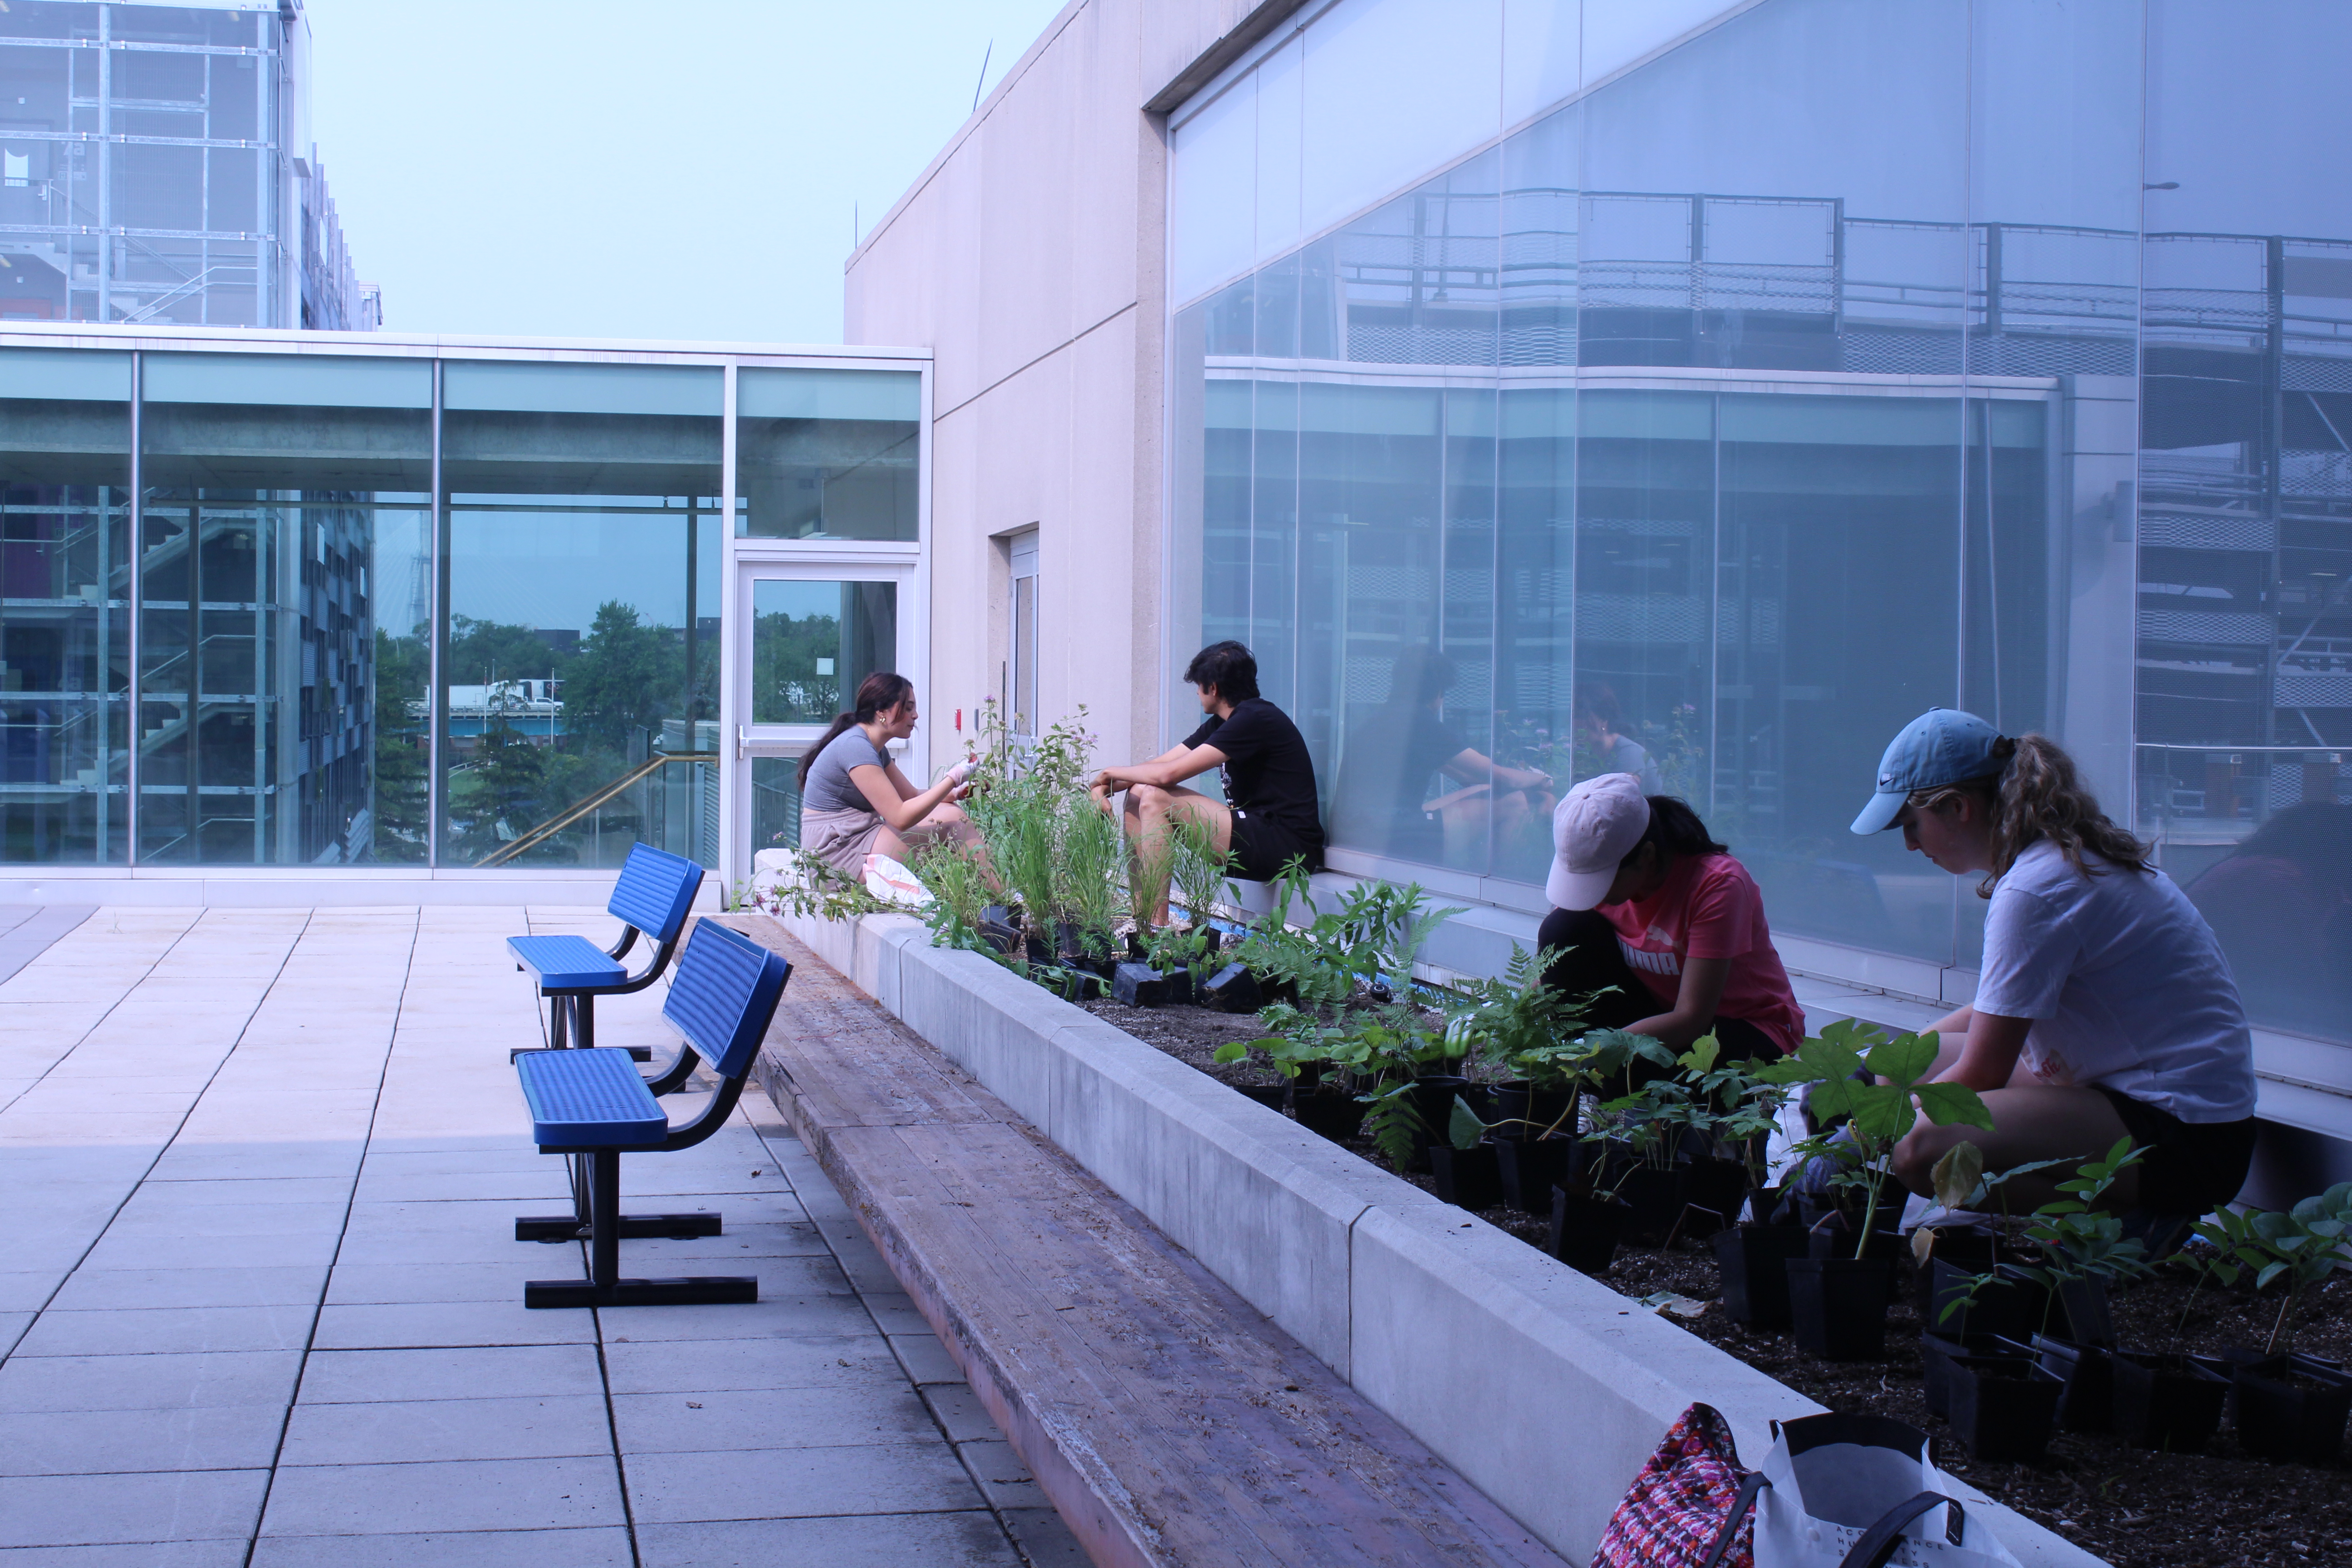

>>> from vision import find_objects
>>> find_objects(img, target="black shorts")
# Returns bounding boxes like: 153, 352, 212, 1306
1227, 808, 1320, 883
2092, 1086, 2257, 1215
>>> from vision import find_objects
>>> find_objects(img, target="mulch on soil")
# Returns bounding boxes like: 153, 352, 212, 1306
1089, 997, 2352, 1568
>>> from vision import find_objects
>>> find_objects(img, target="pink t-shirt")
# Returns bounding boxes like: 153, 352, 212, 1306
1597, 852, 1805, 1054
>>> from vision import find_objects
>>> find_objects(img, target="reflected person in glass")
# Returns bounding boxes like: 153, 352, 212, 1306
1857, 711, 2258, 1219
2184, 802, 2352, 1040
1573, 683, 1663, 794
796, 673, 982, 879
1330, 649, 1553, 866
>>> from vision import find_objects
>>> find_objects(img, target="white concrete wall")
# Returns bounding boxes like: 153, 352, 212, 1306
843, 0, 1282, 769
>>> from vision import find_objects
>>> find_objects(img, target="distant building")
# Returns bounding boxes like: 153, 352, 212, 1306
0, 0, 377, 330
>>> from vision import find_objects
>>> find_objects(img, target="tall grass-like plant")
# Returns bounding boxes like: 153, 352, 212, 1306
909, 841, 994, 954
1055, 792, 1127, 951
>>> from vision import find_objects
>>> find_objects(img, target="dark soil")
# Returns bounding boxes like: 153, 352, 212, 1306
1093, 998, 2352, 1568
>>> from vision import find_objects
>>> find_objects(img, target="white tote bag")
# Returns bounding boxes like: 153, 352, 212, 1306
1752, 1413, 2020, 1568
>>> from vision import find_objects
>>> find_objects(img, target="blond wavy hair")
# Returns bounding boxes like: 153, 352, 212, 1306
1907, 732, 2150, 896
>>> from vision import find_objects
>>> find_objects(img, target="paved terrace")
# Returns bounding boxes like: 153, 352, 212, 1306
0, 905, 1083, 1567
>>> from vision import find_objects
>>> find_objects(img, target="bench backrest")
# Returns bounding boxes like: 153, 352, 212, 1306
662, 919, 790, 1080
609, 843, 706, 943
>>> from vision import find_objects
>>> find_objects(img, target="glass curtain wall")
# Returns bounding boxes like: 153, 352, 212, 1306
436, 362, 722, 870
735, 368, 921, 540
139, 353, 430, 864
0, 347, 128, 860
2137, 0, 2352, 1038
1171, 0, 2135, 973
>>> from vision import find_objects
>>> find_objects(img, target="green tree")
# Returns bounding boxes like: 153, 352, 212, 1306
558, 601, 681, 756
446, 616, 568, 686
371, 628, 431, 860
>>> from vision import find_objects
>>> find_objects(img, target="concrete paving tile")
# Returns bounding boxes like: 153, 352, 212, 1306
596, 1222, 831, 1266
0, 1313, 28, 1355
603, 1334, 907, 1396
920, 1384, 1007, 1444
596, 1290, 870, 1342
634, 1513, 1023, 1567
296, 1343, 604, 1404
279, 1393, 612, 1465
144, 1145, 363, 1183
887, 1333, 966, 1386
325, 1261, 537, 1305
248, 1527, 633, 1568
0, 1469, 270, 1548
350, 1169, 570, 1203
311, 1299, 594, 1350
104, 1200, 349, 1237
998, 1505, 1091, 1568
0, 1540, 250, 1566
610, 1385, 941, 1454
954, 1438, 1045, 1511
78, 1229, 340, 1273
12, 1304, 314, 1356
128, 1177, 353, 1206
0, 1274, 64, 1313
0, 1349, 303, 1413
48, 1265, 326, 1311
257, 1455, 625, 1536
858, 1291, 933, 1336
328, 1227, 534, 1267
0, 1405, 286, 1477
625, 1441, 984, 1524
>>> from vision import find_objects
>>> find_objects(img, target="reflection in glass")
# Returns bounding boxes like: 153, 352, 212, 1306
138, 353, 430, 864
736, 368, 919, 541
0, 348, 129, 862
750, 580, 897, 725
438, 361, 721, 868
751, 755, 804, 855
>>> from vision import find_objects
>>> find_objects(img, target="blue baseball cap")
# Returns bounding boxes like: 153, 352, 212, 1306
1850, 708, 2004, 834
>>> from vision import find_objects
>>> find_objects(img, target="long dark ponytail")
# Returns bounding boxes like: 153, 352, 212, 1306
799, 671, 914, 789
1635, 795, 1729, 861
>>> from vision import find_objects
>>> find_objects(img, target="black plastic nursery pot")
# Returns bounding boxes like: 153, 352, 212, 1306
2031, 1334, 2114, 1433
1111, 962, 1171, 1008
1548, 1187, 1627, 1274
1921, 1332, 2027, 1419
1230, 1083, 1290, 1114
1405, 1076, 1469, 1173
1615, 1164, 1684, 1246
1785, 1255, 1896, 1361
1292, 1086, 1368, 1143
1680, 1156, 1748, 1240
1928, 1258, 2050, 1341
1711, 1223, 1810, 1330
1491, 1081, 1574, 1139
1494, 1136, 1575, 1217
1946, 1356, 2063, 1463
1806, 1223, 1906, 1302
1199, 962, 1262, 1013
1430, 1142, 1505, 1211
2109, 1351, 2231, 1452
2223, 1353, 2352, 1463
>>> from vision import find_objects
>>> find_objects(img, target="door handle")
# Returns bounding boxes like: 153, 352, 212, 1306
735, 724, 750, 761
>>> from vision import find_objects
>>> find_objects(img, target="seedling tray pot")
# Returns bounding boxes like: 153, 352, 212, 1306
1230, 1084, 1289, 1114
2224, 1354, 2352, 1463
1712, 1223, 1809, 1329
1199, 962, 1261, 1013
1785, 1255, 1895, 1361
1616, 1165, 1684, 1247
1929, 1257, 2049, 1342
1548, 1188, 1626, 1274
1293, 1088, 1368, 1143
1494, 1136, 1573, 1216
1679, 1157, 1747, 1240
1431, 1142, 1504, 1211
1807, 1224, 1906, 1301
1491, 1081, 1573, 1139
1921, 1332, 2020, 1419
2031, 1334, 2114, 1433
1947, 1356, 2063, 1463
2110, 1351, 2230, 1452
1111, 962, 1170, 1008
1406, 1076, 1469, 1173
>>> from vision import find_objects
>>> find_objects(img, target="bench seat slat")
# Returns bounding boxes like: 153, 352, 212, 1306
517, 1047, 668, 1147
507, 933, 628, 991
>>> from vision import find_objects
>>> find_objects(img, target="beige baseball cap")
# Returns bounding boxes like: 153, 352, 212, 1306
1546, 773, 1652, 911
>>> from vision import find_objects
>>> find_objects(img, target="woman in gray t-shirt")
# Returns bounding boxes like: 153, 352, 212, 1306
796, 672, 980, 876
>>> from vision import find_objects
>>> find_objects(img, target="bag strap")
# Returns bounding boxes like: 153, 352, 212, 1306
1839, 1491, 1966, 1568
1693, 1471, 1771, 1568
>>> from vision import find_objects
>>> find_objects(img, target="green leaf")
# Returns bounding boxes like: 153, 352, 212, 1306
1862, 1032, 1938, 1087
1930, 1141, 1985, 1210
2256, 1260, 2288, 1290
1211, 1041, 1250, 1065
1912, 1080, 1996, 1131
1448, 1096, 1486, 1152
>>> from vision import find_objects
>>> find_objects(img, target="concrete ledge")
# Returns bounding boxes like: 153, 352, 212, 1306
768, 905, 2105, 1567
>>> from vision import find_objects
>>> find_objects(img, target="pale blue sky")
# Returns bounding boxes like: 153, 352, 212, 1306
302, 0, 1067, 345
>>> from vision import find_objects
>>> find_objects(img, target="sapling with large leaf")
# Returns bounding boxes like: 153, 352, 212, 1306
2193, 1182, 2352, 1355
1760, 1019, 1994, 1259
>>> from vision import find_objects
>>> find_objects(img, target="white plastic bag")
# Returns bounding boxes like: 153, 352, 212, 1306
1753, 1412, 2019, 1568
861, 852, 933, 909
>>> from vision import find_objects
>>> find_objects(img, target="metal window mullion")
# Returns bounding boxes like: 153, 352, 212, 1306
125, 348, 141, 865
426, 358, 444, 868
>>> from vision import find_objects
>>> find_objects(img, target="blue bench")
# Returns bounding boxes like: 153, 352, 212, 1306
515, 918, 792, 1308
507, 841, 705, 1063
508, 843, 708, 1244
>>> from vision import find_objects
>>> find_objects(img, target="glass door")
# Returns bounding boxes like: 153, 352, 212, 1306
731, 561, 912, 879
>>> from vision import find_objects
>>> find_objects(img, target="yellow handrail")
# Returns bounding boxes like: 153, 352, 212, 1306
473, 752, 720, 867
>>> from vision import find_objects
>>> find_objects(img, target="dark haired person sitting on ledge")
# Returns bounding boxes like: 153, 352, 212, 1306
1091, 641, 1324, 927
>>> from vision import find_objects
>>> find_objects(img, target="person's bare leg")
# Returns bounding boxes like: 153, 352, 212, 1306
1126, 783, 1230, 926
1892, 1084, 2136, 1210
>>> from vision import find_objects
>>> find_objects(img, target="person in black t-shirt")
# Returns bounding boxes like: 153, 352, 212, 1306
1331, 649, 1553, 864
1090, 640, 1324, 926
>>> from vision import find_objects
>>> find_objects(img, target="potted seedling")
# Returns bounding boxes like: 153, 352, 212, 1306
1429, 1098, 1505, 1211
1759, 1020, 1994, 1361
1440, 946, 1599, 1214
2197, 1183, 2352, 1462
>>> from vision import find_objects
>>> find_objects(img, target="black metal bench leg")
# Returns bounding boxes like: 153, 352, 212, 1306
524, 1150, 758, 1309
549, 994, 569, 1050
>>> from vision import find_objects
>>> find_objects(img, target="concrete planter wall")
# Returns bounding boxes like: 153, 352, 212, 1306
768, 903, 2102, 1567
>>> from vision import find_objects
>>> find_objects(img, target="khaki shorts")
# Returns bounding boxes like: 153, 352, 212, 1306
799, 808, 968, 879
